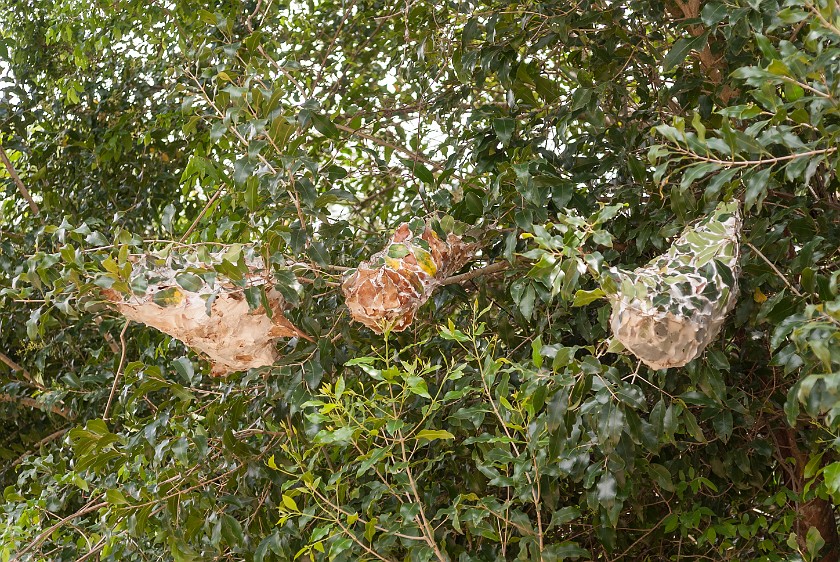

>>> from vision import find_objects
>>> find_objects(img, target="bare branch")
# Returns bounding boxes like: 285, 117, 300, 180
93, 317, 121, 354
11, 428, 70, 468
180, 183, 226, 242
673, 145, 837, 168
0, 394, 75, 420
104, 320, 130, 421
10, 499, 108, 561
0, 145, 39, 216
334, 123, 445, 171
441, 261, 509, 286
0, 350, 45, 389
746, 242, 804, 297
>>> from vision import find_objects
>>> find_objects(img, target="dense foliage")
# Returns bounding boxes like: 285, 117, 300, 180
1, 0, 840, 560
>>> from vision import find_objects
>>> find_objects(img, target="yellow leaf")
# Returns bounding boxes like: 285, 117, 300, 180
412, 246, 437, 276
282, 494, 298, 511
152, 286, 184, 306
753, 287, 768, 303
385, 257, 403, 270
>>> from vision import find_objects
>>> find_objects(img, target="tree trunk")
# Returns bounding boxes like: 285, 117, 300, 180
772, 425, 840, 562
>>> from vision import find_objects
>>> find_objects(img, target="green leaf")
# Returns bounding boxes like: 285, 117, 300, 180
415, 429, 455, 441
174, 272, 204, 292
309, 113, 339, 139
387, 243, 410, 259
220, 514, 244, 547
282, 494, 299, 511
705, 167, 739, 199
106, 488, 129, 505
514, 282, 536, 320
823, 462, 840, 494
807, 526, 826, 558
680, 162, 720, 190
744, 167, 772, 211
152, 286, 184, 306
308, 241, 330, 267
663, 32, 709, 73
543, 543, 590, 559
648, 463, 675, 492
701, 2, 728, 25
493, 118, 515, 145
532, 335, 543, 368
572, 288, 606, 307
405, 375, 431, 398
401, 158, 435, 184
172, 357, 195, 383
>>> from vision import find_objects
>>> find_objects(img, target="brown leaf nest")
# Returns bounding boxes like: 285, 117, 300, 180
342, 222, 475, 333
100, 249, 308, 375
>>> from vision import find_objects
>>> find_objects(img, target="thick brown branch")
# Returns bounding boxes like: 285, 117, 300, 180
441, 261, 509, 286
0, 145, 39, 216
0, 394, 75, 419
0, 350, 44, 389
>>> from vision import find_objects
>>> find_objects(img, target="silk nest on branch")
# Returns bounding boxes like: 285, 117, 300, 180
606, 200, 742, 370
342, 222, 475, 333
99, 246, 308, 375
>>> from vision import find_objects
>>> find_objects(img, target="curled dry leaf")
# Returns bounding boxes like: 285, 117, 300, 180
606, 200, 741, 370
342, 222, 475, 333
101, 250, 308, 376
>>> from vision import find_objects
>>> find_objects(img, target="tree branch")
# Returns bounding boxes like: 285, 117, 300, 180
0, 350, 45, 389
746, 242, 803, 297
10, 499, 108, 561
334, 123, 445, 171
93, 317, 121, 354
104, 320, 130, 422
0, 394, 75, 419
674, 145, 837, 167
11, 428, 69, 468
0, 144, 39, 216
441, 261, 509, 286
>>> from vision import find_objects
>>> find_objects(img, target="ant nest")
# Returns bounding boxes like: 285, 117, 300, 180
342, 222, 475, 333
607, 201, 741, 370
100, 247, 308, 376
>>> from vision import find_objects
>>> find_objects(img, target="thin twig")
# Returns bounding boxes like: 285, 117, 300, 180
257, 45, 308, 97
311, 0, 358, 98
244, 0, 263, 32
75, 534, 109, 562
768, 189, 840, 211
334, 123, 445, 171
104, 321, 130, 422
0, 229, 24, 240
11, 499, 108, 561
0, 144, 39, 216
180, 183, 226, 242
94, 317, 120, 355
746, 242, 804, 297
673, 145, 837, 167
11, 428, 69, 468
